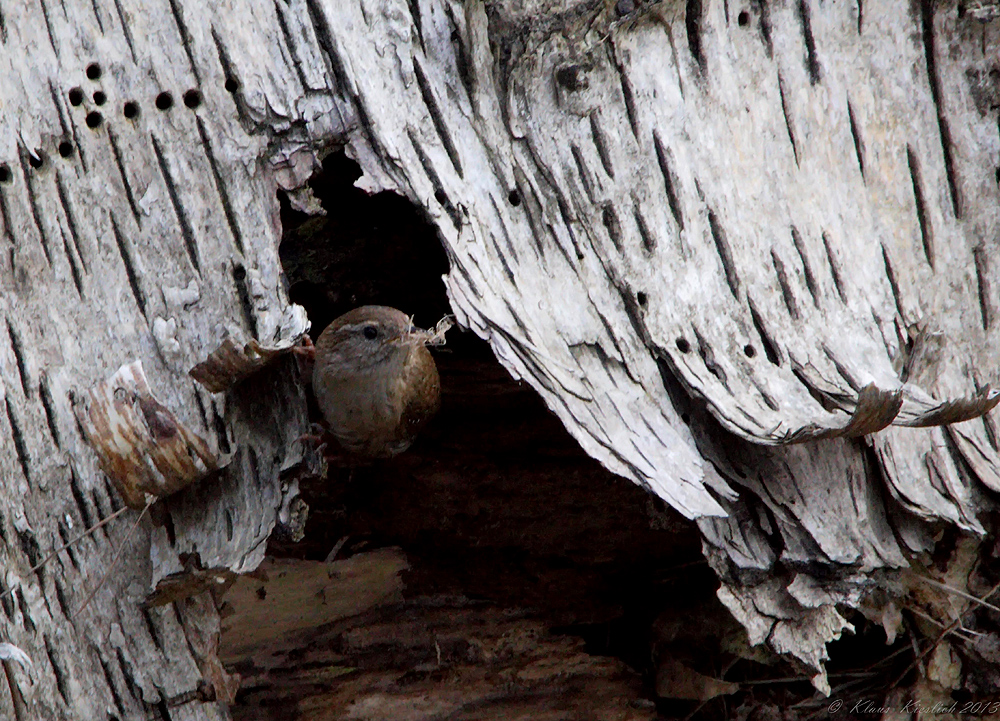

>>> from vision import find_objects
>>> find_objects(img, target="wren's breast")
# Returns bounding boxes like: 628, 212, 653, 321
313, 345, 440, 459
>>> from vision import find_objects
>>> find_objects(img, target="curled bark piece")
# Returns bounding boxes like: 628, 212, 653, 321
897, 386, 1000, 427
189, 304, 310, 393
842, 384, 905, 437
75, 361, 232, 509
781, 384, 904, 443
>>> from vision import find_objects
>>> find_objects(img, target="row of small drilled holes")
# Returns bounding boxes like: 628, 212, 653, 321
0, 62, 240, 181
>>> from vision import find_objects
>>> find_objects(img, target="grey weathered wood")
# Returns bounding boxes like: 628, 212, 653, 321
2, 0, 998, 713
261, 0, 997, 690
0, 1, 310, 716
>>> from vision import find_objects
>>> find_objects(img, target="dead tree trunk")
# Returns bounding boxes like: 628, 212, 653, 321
1, 0, 999, 717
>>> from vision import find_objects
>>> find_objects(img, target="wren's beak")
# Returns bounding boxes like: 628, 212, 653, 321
401, 321, 432, 346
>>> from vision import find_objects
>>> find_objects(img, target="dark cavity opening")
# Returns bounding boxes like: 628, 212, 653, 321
123, 101, 139, 119
28, 152, 44, 169
0, 165, 10, 183
68, 87, 84, 106
58, 141, 73, 158
93, 90, 107, 106
155, 92, 174, 110
85, 111, 102, 128
676, 337, 691, 353
738, 10, 750, 26
508, 189, 521, 206
225, 77, 239, 93
86, 63, 102, 80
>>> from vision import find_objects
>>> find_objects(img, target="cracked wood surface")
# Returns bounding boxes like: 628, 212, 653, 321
0, 0, 309, 716
2, 0, 1000, 714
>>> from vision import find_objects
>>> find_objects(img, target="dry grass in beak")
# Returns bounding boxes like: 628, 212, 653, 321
405, 315, 454, 347
425, 315, 454, 346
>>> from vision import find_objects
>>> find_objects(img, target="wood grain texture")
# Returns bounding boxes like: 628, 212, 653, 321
0, 0, 309, 716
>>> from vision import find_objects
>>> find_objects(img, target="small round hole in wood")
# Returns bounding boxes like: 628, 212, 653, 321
508, 189, 521, 206
123, 101, 139, 119
233, 265, 247, 281
93, 90, 107, 106
155, 92, 174, 111
58, 141, 74, 158
68, 87, 84, 106
224, 77, 239, 93
737, 10, 750, 26
28, 152, 44, 169
0, 166, 10, 183
636, 291, 648, 306
86, 63, 102, 80
85, 111, 103, 128
615, 0, 635, 16
434, 189, 447, 205
744, 344, 756, 358
183, 89, 202, 109
676, 337, 690, 353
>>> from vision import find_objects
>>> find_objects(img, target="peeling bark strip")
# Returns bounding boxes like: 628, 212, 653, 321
685, 0, 705, 67
5, 397, 31, 482
151, 135, 201, 273
76, 361, 231, 509
918, 0, 961, 218
653, 133, 684, 232
413, 58, 464, 180
790, 227, 819, 307
708, 209, 739, 299
847, 100, 865, 178
777, 73, 799, 164
906, 145, 934, 268
770, 249, 799, 319
974, 245, 992, 331
795, 0, 821, 84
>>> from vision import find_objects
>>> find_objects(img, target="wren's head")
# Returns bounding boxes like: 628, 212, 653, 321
315, 305, 421, 373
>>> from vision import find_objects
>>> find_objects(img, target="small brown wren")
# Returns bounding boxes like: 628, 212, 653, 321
311, 305, 442, 459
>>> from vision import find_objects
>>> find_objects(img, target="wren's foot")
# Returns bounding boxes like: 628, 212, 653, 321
298, 426, 356, 466
292, 335, 316, 360
292, 335, 316, 377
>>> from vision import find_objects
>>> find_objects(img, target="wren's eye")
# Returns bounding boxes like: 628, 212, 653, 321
362, 325, 378, 340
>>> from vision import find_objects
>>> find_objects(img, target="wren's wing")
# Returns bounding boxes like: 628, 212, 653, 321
399, 345, 442, 444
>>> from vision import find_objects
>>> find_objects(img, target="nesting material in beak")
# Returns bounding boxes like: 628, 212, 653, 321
404, 315, 454, 347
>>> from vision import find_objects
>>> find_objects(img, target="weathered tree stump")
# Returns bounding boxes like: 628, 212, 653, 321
1, 0, 999, 717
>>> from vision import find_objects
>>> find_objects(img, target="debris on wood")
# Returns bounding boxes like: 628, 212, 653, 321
0, 644, 31, 669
